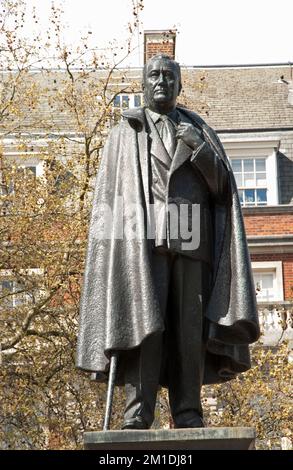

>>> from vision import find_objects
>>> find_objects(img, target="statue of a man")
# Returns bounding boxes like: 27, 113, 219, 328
76, 54, 260, 430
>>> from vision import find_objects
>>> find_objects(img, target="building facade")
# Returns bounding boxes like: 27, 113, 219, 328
116, 32, 293, 346
1, 33, 293, 347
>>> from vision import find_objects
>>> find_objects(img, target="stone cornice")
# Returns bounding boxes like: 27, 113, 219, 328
243, 205, 293, 215
248, 235, 293, 254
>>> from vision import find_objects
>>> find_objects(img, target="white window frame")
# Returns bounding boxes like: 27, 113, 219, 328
252, 261, 284, 302
0, 279, 25, 307
231, 156, 268, 206
113, 93, 143, 110
223, 140, 279, 206
0, 268, 45, 308
3, 153, 44, 177
0, 152, 44, 198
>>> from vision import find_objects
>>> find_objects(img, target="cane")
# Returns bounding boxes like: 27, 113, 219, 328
103, 352, 118, 431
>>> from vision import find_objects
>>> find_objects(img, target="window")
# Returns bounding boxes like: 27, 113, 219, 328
222, 139, 279, 206
134, 94, 142, 107
231, 157, 267, 206
23, 166, 37, 176
254, 272, 274, 301
0, 269, 44, 309
0, 279, 27, 308
113, 93, 142, 109
1, 160, 42, 196
252, 261, 284, 302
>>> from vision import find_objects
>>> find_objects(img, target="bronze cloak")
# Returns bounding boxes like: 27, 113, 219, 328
76, 107, 260, 385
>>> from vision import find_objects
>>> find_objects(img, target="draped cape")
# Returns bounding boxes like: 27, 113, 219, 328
76, 107, 260, 384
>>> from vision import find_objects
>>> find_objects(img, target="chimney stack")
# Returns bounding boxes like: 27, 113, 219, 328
144, 30, 176, 64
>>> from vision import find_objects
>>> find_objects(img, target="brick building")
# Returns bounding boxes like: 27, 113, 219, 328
192, 64, 293, 303
128, 32, 293, 344
1, 32, 293, 346
1, 28, 293, 452
190, 63, 293, 345
110, 63, 293, 342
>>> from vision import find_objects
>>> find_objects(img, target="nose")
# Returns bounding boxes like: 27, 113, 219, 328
157, 71, 165, 85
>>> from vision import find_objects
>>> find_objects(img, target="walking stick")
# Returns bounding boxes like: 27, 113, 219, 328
103, 352, 118, 431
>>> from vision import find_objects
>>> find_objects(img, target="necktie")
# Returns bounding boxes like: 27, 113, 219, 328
158, 114, 177, 158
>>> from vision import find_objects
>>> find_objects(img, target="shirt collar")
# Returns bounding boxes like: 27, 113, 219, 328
146, 107, 180, 125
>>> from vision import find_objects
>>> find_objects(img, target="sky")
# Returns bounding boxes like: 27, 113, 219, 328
26, 0, 293, 67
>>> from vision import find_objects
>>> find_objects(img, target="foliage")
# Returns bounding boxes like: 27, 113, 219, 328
205, 342, 292, 449
0, 0, 143, 449
154, 341, 292, 450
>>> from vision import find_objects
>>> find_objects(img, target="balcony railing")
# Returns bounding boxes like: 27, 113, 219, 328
257, 301, 293, 346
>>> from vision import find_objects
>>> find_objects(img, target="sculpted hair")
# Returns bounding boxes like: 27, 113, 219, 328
143, 54, 182, 87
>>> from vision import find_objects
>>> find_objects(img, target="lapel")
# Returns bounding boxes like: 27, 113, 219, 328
122, 107, 196, 186
169, 110, 193, 175
169, 139, 193, 175
136, 122, 149, 205
145, 111, 172, 168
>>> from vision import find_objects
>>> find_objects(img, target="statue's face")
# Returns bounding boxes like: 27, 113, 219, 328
143, 58, 181, 114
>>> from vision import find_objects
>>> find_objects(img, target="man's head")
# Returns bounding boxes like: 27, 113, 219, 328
142, 54, 182, 114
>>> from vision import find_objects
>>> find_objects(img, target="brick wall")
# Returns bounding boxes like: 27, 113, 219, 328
251, 252, 293, 300
145, 41, 175, 62
144, 31, 176, 63
244, 213, 293, 236
244, 210, 293, 299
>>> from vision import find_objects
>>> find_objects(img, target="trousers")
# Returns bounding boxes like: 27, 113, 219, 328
123, 249, 211, 426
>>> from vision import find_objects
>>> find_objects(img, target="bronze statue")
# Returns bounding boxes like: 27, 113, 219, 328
76, 54, 260, 430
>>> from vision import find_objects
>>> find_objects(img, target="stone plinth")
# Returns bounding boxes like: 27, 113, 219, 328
84, 427, 255, 450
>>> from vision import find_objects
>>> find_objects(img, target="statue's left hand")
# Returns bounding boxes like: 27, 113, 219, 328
176, 123, 203, 150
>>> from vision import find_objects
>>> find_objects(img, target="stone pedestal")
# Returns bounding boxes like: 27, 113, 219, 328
84, 427, 255, 450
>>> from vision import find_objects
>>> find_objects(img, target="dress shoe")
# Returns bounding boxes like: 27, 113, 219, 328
173, 411, 205, 428
122, 416, 150, 430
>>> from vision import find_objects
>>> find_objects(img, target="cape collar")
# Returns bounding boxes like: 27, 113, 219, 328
122, 107, 147, 131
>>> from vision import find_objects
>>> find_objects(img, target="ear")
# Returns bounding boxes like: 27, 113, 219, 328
178, 82, 182, 95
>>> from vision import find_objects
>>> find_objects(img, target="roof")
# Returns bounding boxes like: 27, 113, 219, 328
180, 65, 293, 131
1, 64, 293, 135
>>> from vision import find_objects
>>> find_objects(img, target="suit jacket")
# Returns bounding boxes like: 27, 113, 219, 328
146, 107, 228, 263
